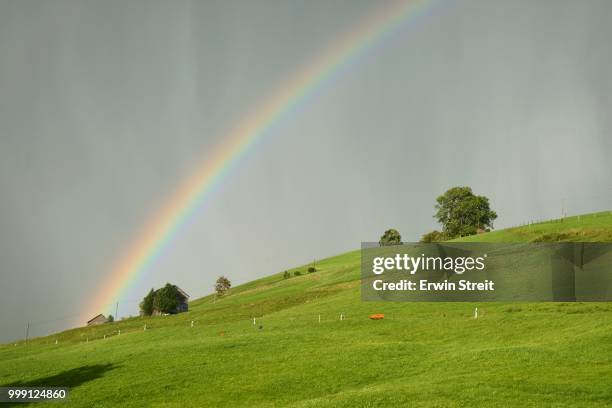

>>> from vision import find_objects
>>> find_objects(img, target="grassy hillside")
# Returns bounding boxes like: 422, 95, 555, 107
455, 211, 612, 243
1, 211, 612, 407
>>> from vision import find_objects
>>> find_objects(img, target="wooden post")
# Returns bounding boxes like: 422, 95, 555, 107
474, 307, 478, 319
190, 321, 194, 328
318, 314, 321, 324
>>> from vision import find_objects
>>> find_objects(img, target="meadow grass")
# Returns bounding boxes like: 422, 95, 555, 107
1, 211, 612, 407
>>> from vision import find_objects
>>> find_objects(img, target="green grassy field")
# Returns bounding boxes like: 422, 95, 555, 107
2, 211, 612, 407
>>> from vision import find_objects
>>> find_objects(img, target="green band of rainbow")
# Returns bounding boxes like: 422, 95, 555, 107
86, 0, 436, 320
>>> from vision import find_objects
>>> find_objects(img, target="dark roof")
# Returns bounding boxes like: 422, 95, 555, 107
87, 314, 107, 324
176, 287, 189, 299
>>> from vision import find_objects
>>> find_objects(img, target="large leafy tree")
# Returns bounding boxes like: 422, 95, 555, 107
434, 186, 497, 239
154, 283, 183, 314
139, 284, 186, 316
379, 229, 402, 246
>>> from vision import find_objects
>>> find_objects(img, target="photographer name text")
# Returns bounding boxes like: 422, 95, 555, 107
371, 253, 495, 292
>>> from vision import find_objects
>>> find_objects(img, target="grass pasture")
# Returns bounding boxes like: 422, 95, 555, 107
1, 211, 612, 407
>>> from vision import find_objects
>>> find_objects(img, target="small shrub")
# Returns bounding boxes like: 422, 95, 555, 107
420, 230, 446, 243
283, 271, 290, 279
294, 271, 302, 276
308, 267, 316, 273
379, 229, 402, 246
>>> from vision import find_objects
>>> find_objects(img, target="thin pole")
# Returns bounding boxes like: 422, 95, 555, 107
115, 302, 119, 322
25, 321, 30, 345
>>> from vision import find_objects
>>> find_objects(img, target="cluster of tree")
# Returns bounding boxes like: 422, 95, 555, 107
379, 186, 497, 244
140, 283, 188, 316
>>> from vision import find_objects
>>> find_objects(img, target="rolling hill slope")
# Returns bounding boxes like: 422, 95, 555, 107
1, 211, 612, 407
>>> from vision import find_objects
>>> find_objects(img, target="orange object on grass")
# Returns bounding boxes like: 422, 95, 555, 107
369, 314, 385, 320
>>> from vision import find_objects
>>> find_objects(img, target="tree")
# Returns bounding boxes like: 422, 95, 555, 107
379, 229, 402, 246
215, 276, 231, 296
154, 283, 183, 314
421, 230, 446, 243
139, 288, 155, 316
283, 271, 290, 279
106, 314, 114, 323
139, 284, 187, 316
434, 186, 497, 239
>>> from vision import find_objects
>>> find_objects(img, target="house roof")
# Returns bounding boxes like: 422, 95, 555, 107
176, 286, 189, 299
87, 314, 107, 324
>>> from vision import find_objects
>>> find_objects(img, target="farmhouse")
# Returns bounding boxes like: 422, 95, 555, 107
86, 314, 108, 326
167, 286, 189, 314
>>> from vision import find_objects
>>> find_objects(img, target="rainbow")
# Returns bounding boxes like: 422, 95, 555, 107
86, 0, 437, 319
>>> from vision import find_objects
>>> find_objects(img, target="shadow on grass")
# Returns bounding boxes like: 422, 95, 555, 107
2, 364, 118, 406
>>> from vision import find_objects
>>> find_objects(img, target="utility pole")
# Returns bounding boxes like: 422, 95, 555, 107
561, 197, 566, 219
561, 198, 564, 219
115, 302, 119, 322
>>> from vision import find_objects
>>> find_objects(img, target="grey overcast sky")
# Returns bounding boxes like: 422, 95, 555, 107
1, 0, 611, 343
